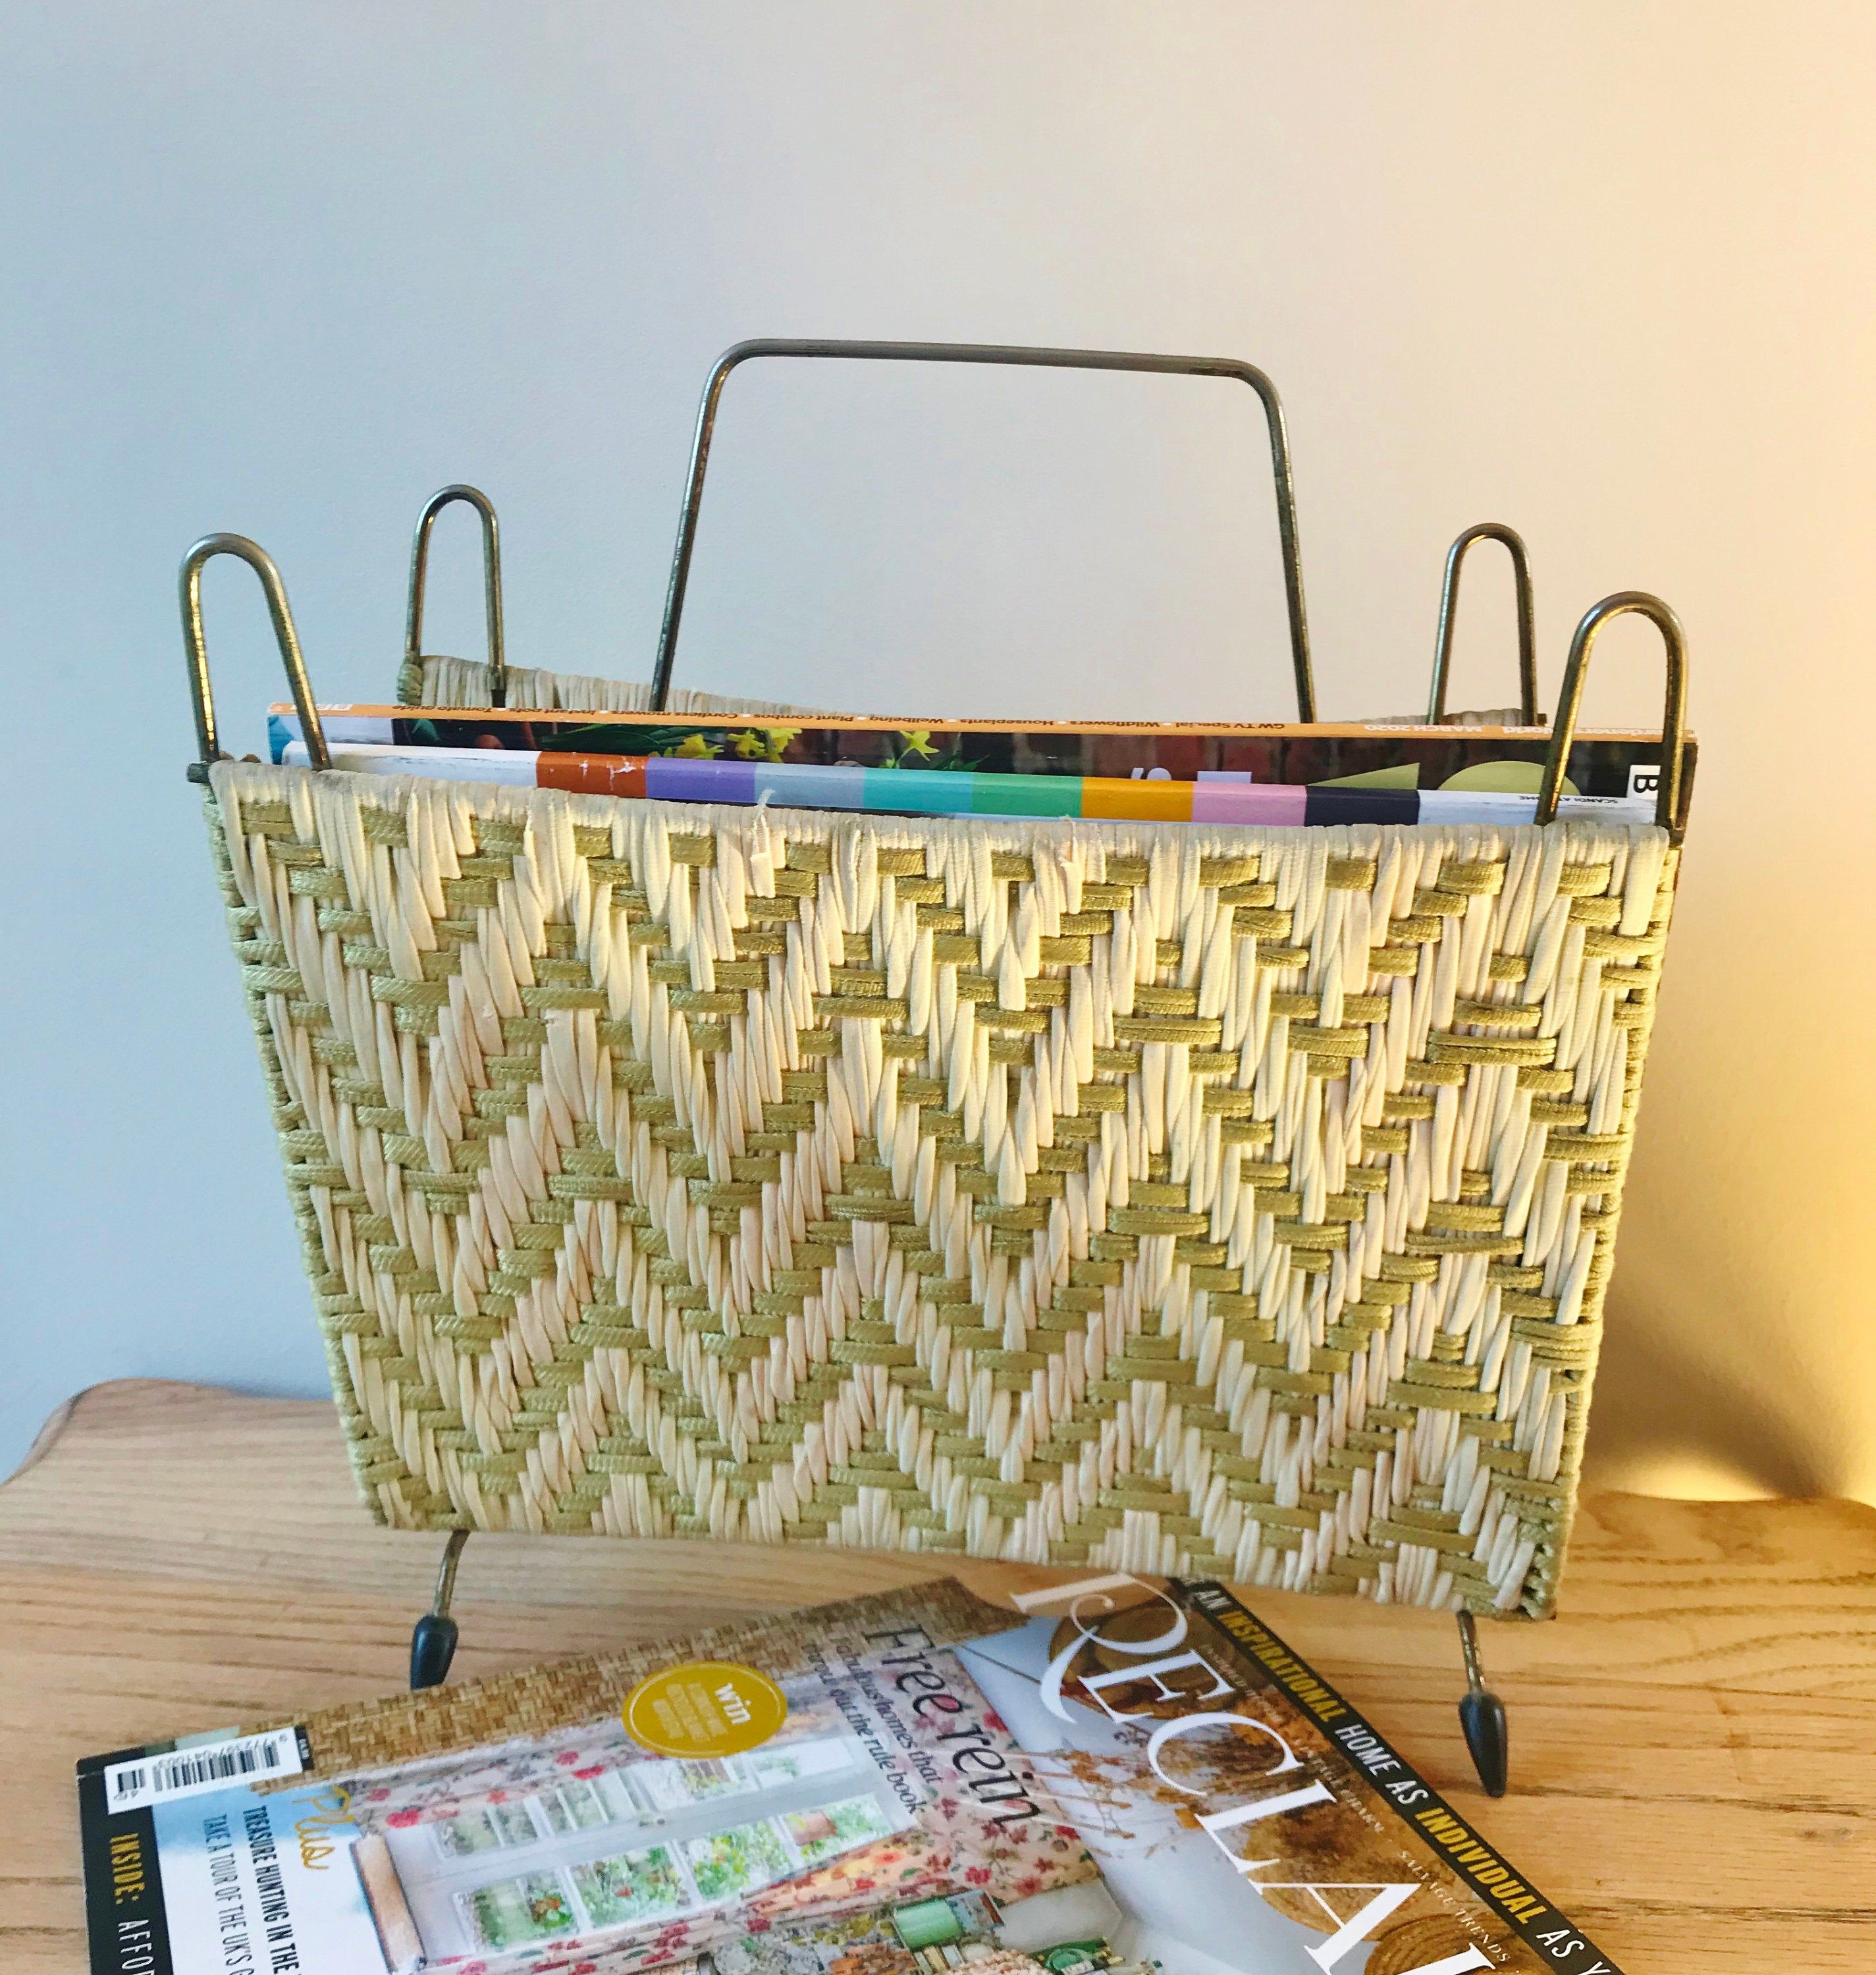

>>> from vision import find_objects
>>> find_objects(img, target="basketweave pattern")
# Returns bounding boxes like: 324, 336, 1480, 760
207, 761, 1677, 1618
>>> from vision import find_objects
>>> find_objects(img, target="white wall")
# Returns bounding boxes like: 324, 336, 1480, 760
3, 3, 1871, 1502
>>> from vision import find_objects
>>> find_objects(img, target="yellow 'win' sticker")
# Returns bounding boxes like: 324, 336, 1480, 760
621, 1660, 789, 1759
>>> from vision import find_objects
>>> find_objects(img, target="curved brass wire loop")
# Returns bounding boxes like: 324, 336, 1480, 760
1537, 591, 1688, 838
1429, 522, 1538, 724
181, 534, 329, 783
404, 484, 506, 706
649, 338, 1313, 717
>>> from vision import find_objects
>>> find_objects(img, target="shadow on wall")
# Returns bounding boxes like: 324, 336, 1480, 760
1584, 1292, 1829, 1503
1573, 816, 1875, 1511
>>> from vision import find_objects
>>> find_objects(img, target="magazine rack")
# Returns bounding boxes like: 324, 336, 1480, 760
180, 343, 1690, 1800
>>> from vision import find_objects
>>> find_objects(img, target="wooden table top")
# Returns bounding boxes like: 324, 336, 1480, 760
2, 1379, 1872, 1972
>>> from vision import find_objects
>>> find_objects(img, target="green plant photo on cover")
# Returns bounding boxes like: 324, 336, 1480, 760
464, 1870, 576, 1949
683, 1820, 794, 1900
572, 1845, 690, 1926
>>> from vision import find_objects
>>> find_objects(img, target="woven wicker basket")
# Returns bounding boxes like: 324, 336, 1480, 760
181, 348, 1689, 1619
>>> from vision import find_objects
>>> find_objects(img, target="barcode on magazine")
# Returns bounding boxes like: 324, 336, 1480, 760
103, 1728, 307, 1812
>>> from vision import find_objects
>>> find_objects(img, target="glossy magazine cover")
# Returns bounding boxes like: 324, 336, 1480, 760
79, 1577, 1623, 1975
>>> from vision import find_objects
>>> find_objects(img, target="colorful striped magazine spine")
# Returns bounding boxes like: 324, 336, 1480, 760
280, 741, 1659, 826
268, 707, 1688, 801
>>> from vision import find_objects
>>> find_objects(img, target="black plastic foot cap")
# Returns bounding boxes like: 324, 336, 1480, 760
410, 1611, 460, 1691
1459, 1687, 1509, 1797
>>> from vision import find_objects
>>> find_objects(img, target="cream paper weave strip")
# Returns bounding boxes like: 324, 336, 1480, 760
207, 760, 1676, 1618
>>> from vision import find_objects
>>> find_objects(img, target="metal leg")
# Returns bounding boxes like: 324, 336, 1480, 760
1457, 1612, 1509, 1797
410, 1528, 470, 1691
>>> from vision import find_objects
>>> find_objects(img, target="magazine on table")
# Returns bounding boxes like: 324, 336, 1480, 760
78, 1575, 1624, 1975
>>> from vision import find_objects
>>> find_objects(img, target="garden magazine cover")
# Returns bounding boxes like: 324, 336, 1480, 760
78, 1575, 1623, 1975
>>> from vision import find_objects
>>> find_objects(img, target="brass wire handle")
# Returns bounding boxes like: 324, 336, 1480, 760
405, 484, 506, 706
1429, 522, 1538, 724
649, 338, 1314, 718
1538, 591, 1688, 838
181, 534, 329, 782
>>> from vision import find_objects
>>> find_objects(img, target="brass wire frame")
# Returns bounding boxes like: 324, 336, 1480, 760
1429, 523, 1538, 727
1539, 593, 1688, 839
647, 339, 1317, 720
181, 533, 329, 781
402, 483, 506, 707
180, 521, 1685, 835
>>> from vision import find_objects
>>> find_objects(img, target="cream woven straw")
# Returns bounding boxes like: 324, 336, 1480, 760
180, 348, 1689, 1621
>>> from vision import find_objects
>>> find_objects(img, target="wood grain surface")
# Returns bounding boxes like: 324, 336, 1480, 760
2, 1379, 1871, 1972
